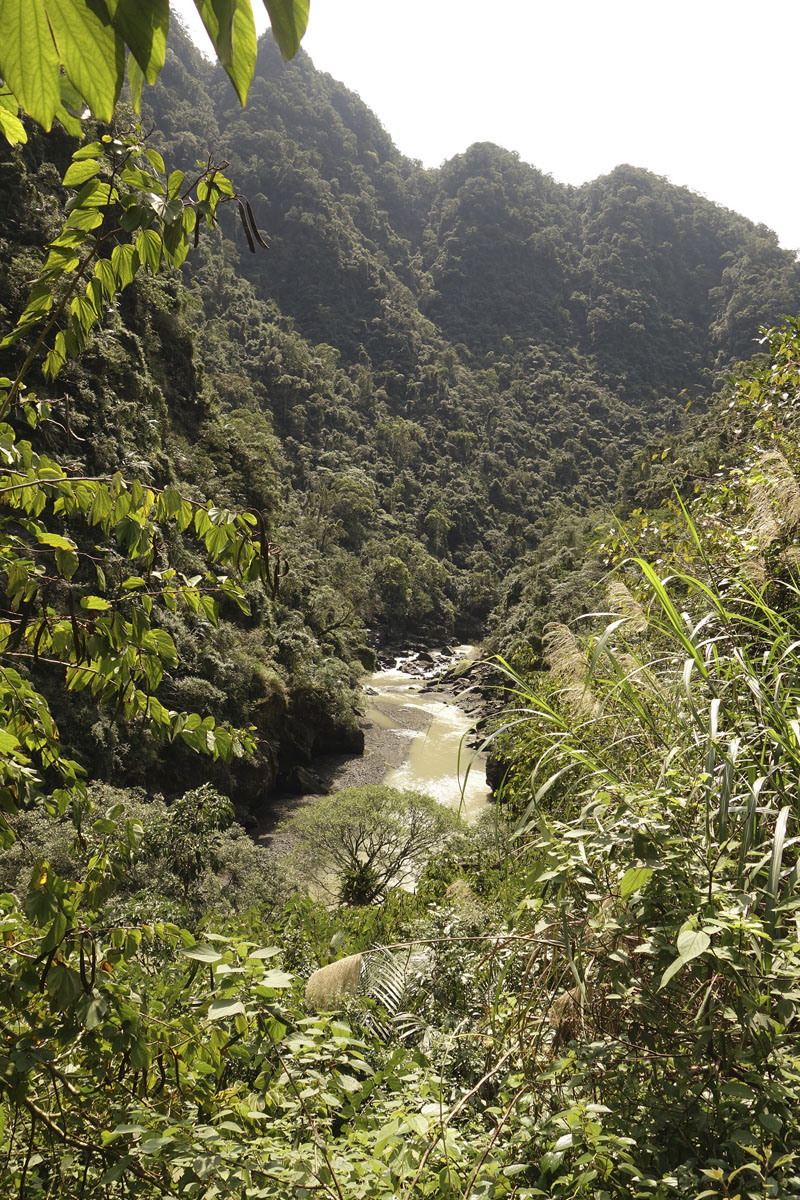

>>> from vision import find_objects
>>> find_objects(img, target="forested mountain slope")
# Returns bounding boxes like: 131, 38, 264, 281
5, 10, 800, 1197
144, 25, 800, 576
2, 22, 799, 814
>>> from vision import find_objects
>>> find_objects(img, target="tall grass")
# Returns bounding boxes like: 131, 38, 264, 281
476, 536, 800, 1195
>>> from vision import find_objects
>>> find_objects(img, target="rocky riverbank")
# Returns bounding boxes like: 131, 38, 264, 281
258, 644, 495, 839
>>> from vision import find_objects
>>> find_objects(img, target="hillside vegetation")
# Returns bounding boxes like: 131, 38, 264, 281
1, 14, 800, 1199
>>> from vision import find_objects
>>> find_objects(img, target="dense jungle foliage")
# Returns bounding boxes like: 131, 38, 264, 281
2, 6, 800, 1197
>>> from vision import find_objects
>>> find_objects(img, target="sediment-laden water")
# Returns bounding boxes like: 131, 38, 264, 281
364, 647, 490, 822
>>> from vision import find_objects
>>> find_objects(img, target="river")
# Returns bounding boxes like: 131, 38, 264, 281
259, 646, 490, 839
364, 648, 490, 822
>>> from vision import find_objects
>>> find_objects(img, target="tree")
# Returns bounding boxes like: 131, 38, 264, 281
0, 0, 309, 145
280, 785, 464, 905
0, 12, 306, 1177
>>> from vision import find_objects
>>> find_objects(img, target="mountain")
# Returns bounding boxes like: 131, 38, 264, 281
1, 24, 799, 811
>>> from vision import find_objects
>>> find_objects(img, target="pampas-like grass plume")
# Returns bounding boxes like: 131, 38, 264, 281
305, 953, 363, 1011
606, 580, 647, 634
542, 622, 596, 717
748, 450, 800, 550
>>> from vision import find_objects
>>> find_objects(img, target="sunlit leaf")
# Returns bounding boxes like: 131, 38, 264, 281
263, 0, 309, 60
0, 0, 61, 130
44, 0, 125, 123
0, 105, 27, 144
183, 944, 223, 963
620, 866, 652, 900
193, 0, 255, 106
208, 995, 245, 1019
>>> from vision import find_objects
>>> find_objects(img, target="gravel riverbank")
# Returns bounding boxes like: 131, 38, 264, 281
256, 693, 435, 841
257, 645, 492, 843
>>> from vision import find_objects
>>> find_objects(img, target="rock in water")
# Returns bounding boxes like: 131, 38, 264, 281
305, 953, 363, 1011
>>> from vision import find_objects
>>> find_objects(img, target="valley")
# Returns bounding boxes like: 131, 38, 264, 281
2, 8, 800, 1198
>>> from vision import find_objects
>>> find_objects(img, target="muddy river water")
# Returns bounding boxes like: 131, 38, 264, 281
364, 647, 490, 822
259, 647, 490, 841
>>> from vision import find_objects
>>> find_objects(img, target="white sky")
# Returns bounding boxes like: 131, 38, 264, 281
173, 1, 800, 253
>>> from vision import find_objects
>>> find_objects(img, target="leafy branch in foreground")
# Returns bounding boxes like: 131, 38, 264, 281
0, 127, 283, 825
0, 124, 296, 1186
0, 0, 310, 145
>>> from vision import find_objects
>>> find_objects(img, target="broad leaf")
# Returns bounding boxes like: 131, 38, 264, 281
44, 0, 125, 123
676, 928, 710, 961
659, 928, 711, 990
0, 104, 27, 144
0, 0, 61, 130
62, 158, 99, 187
105, 0, 168, 84
208, 995, 245, 1019
264, 0, 309, 61
620, 866, 652, 900
193, 0, 255, 105
0, 730, 21, 755
183, 944, 223, 963
260, 968, 293, 988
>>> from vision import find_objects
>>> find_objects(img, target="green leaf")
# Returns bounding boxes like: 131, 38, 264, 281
80, 993, 109, 1031
145, 146, 165, 174
139, 1136, 172, 1154
54, 102, 83, 137
0, 730, 21, 755
620, 866, 652, 900
46, 964, 83, 1007
0, 0, 61, 130
135, 228, 162, 274
765, 805, 791, 936
43, 0, 125, 124
183, 944, 223, 963
193, 0, 255, 106
260, 969, 293, 988
193, 0, 235, 68
229, 0, 257, 102
208, 996, 245, 1020
111, 243, 137, 290
0, 104, 27, 144
659, 928, 710, 990
105, 0, 168, 84
676, 928, 710, 961
264, 0, 309, 60
37, 530, 76, 552
55, 546, 79, 579
63, 158, 100, 188
127, 52, 144, 110
336, 1074, 362, 1093
80, 595, 112, 611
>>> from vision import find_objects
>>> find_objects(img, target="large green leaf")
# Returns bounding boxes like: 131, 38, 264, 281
193, 0, 235, 66
208, 995, 245, 1019
263, 0, 309, 61
0, 105, 27, 144
105, 0, 169, 84
659, 928, 710, 990
193, 0, 255, 106
183, 944, 223, 963
0, 0, 61, 130
44, 0, 124, 123
231, 0, 257, 100
619, 866, 652, 901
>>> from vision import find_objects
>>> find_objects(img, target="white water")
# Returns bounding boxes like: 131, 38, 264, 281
364, 647, 490, 823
